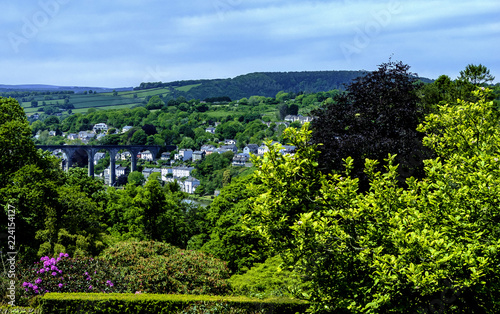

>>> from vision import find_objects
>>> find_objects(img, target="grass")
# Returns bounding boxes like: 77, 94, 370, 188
72, 103, 141, 113
19, 87, 175, 114
175, 84, 201, 92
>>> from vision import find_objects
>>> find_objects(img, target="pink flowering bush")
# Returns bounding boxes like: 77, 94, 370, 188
20, 252, 127, 301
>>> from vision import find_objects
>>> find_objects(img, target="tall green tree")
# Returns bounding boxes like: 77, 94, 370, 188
249, 89, 500, 313
459, 64, 495, 86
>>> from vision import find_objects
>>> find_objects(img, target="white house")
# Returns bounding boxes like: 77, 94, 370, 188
93, 123, 108, 133
192, 151, 205, 161
119, 151, 132, 160
284, 115, 315, 124
139, 150, 153, 161
205, 127, 216, 134
172, 166, 194, 178
181, 177, 200, 194
116, 166, 128, 177
224, 139, 236, 145
174, 149, 193, 161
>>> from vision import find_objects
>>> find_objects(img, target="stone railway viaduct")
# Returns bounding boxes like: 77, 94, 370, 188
36, 145, 175, 186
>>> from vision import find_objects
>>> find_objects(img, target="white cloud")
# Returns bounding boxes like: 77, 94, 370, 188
0, 0, 498, 86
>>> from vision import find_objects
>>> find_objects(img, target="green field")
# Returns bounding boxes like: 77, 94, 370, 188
18, 87, 181, 114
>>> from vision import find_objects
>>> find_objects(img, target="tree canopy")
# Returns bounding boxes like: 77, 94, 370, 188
311, 60, 427, 190
248, 89, 500, 313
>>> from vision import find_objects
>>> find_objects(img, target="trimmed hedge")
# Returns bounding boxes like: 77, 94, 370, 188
0, 306, 40, 313
35, 293, 309, 313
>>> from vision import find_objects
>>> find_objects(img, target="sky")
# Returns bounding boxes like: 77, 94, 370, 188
1, 0, 499, 87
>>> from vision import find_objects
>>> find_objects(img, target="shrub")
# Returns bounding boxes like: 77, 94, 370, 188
229, 256, 306, 298
99, 241, 232, 295
18, 253, 127, 305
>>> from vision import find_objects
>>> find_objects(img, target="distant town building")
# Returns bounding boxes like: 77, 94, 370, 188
160, 152, 171, 160
205, 127, 216, 134
174, 149, 193, 161
139, 150, 153, 161
93, 123, 108, 133
67, 133, 78, 140
161, 167, 173, 181
94, 152, 106, 165
192, 150, 206, 161
220, 144, 238, 154
119, 151, 132, 160
284, 115, 314, 124
142, 168, 161, 180
232, 154, 251, 167
243, 144, 259, 155
172, 166, 194, 178
181, 177, 200, 194
122, 126, 133, 133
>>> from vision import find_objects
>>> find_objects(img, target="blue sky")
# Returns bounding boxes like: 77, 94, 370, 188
1, 0, 499, 87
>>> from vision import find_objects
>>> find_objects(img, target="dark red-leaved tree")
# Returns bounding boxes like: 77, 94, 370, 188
311, 60, 430, 191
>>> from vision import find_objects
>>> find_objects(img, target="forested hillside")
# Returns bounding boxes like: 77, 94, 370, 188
135, 71, 375, 100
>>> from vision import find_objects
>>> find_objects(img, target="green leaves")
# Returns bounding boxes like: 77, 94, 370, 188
249, 92, 500, 312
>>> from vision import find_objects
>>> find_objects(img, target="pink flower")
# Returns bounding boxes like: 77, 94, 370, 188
88, 285, 93, 290
35, 278, 42, 284
52, 272, 57, 276
58, 283, 63, 288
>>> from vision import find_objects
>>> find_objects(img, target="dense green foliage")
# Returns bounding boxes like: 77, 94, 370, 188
228, 256, 305, 298
2, 64, 500, 312
37, 293, 309, 314
135, 70, 369, 99
200, 175, 268, 274
248, 88, 500, 313
104, 176, 206, 248
98, 241, 231, 295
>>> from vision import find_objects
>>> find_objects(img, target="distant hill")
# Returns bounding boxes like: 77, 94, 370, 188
135, 71, 434, 100
0, 84, 133, 93
136, 71, 366, 100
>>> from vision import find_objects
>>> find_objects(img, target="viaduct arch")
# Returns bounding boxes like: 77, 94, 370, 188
36, 145, 174, 186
